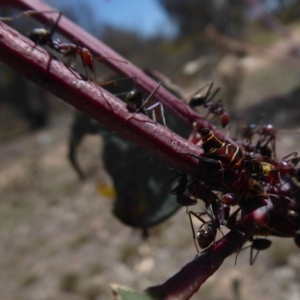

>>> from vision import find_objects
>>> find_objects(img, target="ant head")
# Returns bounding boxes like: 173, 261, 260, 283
258, 124, 276, 135
126, 89, 143, 108
201, 128, 210, 137
28, 28, 50, 44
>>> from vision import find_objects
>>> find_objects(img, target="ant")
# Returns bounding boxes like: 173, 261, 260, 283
189, 82, 229, 128
125, 82, 166, 126
240, 237, 272, 265
170, 173, 198, 207
201, 128, 244, 168
0, 10, 126, 83
189, 203, 241, 252
246, 152, 300, 186
164, 170, 198, 207
189, 205, 222, 251
241, 124, 276, 158
166, 168, 220, 208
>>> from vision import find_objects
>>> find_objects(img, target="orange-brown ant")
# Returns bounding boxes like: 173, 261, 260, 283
0, 10, 126, 83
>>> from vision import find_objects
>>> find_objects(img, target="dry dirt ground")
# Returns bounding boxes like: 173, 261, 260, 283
2, 34, 300, 300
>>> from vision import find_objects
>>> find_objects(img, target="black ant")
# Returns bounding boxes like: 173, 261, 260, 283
125, 82, 166, 126
188, 205, 223, 251
189, 82, 229, 128
161, 169, 197, 207
245, 237, 272, 265
0, 10, 126, 83
170, 173, 198, 207
166, 168, 220, 208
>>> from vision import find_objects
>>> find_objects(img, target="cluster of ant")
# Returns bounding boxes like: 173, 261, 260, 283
170, 84, 300, 264
2, 10, 300, 265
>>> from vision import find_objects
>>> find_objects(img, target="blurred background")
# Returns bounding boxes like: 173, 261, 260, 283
1, 0, 300, 299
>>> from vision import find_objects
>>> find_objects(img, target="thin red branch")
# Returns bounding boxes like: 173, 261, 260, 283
5, 0, 233, 143
146, 200, 272, 299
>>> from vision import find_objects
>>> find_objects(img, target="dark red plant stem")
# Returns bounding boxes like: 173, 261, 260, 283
5, 0, 233, 143
0, 20, 204, 176
146, 200, 273, 300
146, 199, 272, 300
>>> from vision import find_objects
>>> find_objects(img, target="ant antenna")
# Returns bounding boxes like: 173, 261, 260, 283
0, 10, 61, 22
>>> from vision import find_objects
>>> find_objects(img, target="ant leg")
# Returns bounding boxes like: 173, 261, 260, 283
199, 81, 214, 101
234, 243, 244, 265
145, 102, 166, 127
206, 86, 221, 103
94, 56, 128, 64
282, 151, 298, 161
188, 211, 208, 253
188, 211, 200, 253
48, 11, 62, 36
250, 243, 259, 265
106, 76, 137, 98
204, 206, 223, 238
82, 54, 90, 80
1, 10, 63, 50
